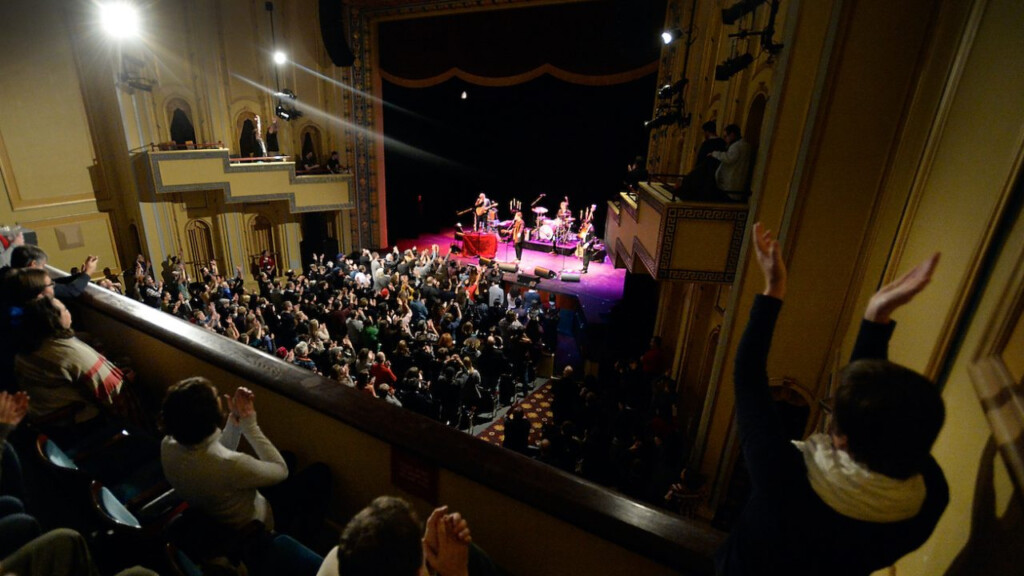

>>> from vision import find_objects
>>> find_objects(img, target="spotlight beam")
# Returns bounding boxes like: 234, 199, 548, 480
230, 73, 468, 170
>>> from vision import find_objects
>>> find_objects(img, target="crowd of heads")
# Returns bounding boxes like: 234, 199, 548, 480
109, 245, 559, 426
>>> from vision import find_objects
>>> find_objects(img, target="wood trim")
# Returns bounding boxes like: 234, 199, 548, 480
883, 0, 993, 381
74, 281, 725, 573
970, 221, 1024, 496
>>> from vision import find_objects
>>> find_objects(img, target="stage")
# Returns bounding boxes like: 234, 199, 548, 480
391, 228, 626, 322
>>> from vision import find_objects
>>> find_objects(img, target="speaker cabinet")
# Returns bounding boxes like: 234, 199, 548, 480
533, 266, 556, 279
319, 0, 356, 67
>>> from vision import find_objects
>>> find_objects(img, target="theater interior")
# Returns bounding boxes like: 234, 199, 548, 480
0, 0, 1022, 574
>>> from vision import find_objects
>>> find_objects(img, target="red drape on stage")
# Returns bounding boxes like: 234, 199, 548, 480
463, 232, 497, 258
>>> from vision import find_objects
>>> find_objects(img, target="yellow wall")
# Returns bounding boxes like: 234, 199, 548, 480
0, 0, 119, 274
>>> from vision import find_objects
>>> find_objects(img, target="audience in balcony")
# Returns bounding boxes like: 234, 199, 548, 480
160, 378, 330, 545
316, 496, 493, 576
14, 296, 134, 436
709, 123, 753, 202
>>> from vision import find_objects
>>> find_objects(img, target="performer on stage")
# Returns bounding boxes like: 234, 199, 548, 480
510, 211, 526, 261
580, 237, 600, 274
557, 196, 572, 221
473, 192, 492, 231
576, 204, 596, 258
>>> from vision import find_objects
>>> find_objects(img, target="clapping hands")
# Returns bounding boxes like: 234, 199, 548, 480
423, 506, 471, 576
226, 387, 255, 423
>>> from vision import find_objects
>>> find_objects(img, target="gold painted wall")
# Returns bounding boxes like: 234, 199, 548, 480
0, 0, 119, 273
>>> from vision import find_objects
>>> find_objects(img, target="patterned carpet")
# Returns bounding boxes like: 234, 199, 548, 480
476, 381, 554, 447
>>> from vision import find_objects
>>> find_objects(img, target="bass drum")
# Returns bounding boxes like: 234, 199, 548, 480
537, 224, 554, 241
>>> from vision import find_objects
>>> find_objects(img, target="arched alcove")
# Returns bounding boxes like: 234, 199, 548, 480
165, 98, 196, 148
184, 219, 215, 278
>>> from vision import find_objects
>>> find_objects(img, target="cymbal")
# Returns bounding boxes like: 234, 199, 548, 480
531, 207, 549, 214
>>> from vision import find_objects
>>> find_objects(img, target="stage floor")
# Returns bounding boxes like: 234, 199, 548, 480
391, 228, 626, 320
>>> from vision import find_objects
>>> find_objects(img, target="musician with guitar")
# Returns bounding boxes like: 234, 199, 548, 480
510, 211, 526, 261
473, 192, 495, 231
576, 204, 597, 258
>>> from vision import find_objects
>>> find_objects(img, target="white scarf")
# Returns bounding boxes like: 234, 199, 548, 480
792, 433, 926, 523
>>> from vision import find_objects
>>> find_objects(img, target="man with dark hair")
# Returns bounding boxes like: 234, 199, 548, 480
316, 496, 475, 576
8, 245, 97, 301
709, 124, 753, 202
717, 223, 948, 575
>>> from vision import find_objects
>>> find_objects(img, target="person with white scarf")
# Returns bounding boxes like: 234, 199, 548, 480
716, 223, 948, 575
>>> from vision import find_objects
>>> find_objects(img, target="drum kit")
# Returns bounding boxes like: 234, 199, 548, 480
530, 206, 576, 242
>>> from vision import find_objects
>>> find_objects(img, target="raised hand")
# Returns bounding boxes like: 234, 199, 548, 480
423, 508, 470, 576
226, 387, 256, 423
864, 253, 940, 324
0, 391, 29, 427
751, 222, 787, 299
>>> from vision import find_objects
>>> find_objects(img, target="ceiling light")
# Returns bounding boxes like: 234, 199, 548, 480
658, 79, 688, 99
100, 2, 140, 39
661, 27, 683, 45
273, 51, 287, 64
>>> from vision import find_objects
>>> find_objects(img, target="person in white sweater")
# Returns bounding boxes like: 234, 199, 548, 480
160, 378, 288, 530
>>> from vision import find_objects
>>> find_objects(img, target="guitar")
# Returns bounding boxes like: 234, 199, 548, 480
475, 201, 496, 216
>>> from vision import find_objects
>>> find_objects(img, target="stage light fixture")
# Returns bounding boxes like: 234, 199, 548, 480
721, 0, 767, 25
273, 51, 287, 64
715, 53, 754, 81
275, 103, 302, 121
658, 79, 688, 99
661, 27, 683, 45
100, 2, 140, 39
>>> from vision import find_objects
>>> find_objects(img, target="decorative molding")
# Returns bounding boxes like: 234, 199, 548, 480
621, 194, 638, 221
0, 124, 94, 211
633, 237, 657, 277
380, 61, 658, 88
615, 236, 633, 271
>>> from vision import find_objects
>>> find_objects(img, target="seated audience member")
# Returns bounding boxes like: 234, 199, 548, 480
708, 124, 753, 202
716, 223, 948, 574
0, 527, 157, 576
160, 378, 330, 542
0, 391, 40, 559
161, 379, 287, 530
326, 151, 343, 174
14, 296, 130, 431
317, 496, 493, 576
7, 245, 97, 301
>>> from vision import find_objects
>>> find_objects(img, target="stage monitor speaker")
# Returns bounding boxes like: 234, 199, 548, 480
498, 262, 519, 273
479, 257, 495, 267
560, 272, 580, 283
319, 0, 356, 67
517, 273, 540, 287
533, 266, 556, 279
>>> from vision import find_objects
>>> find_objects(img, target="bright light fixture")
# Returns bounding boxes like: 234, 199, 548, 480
273, 51, 287, 65
100, 2, 140, 39
460, 91, 468, 100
